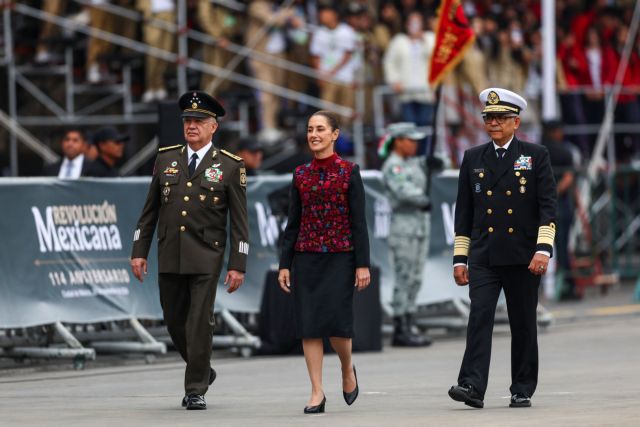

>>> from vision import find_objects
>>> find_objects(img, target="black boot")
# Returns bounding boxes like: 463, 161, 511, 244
405, 313, 432, 346
392, 316, 429, 347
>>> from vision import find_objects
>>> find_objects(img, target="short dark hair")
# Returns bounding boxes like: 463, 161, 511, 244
310, 110, 340, 131
63, 128, 86, 141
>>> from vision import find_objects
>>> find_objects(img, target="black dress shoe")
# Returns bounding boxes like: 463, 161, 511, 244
509, 393, 531, 408
343, 365, 359, 405
448, 384, 484, 408
304, 396, 326, 414
186, 394, 207, 410
209, 367, 217, 385
181, 395, 188, 408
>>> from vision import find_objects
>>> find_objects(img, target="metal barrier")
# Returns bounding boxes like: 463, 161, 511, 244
609, 165, 640, 279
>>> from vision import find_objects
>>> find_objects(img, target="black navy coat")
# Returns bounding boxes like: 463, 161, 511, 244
453, 137, 557, 266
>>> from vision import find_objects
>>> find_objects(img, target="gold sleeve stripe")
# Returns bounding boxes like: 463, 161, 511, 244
454, 235, 471, 257
537, 225, 556, 246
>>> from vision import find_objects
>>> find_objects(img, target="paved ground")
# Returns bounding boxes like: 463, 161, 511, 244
1, 306, 638, 426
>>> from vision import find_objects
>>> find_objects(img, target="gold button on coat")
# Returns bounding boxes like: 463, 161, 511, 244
508, 227, 514, 233
488, 227, 494, 233
213, 197, 220, 203
184, 196, 189, 202
180, 226, 186, 232
515, 171, 521, 177
506, 190, 512, 196
181, 211, 187, 216
487, 209, 493, 214
214, 241, 219, 246
479, 172, 484, 178
508, 209, 513, 214
487, 190, 492, 196
187, 182, 193, 187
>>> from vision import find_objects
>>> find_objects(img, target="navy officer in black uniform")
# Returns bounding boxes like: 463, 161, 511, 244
448, 88, 556, 409
130, 91, 249, 410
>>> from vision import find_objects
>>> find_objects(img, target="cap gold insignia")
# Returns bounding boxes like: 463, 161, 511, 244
192, 102, 198, 109
519, 185, 526, 194
487, 91, 500, 105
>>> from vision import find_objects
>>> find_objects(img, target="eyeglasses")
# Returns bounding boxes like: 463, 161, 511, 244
483, 115, 517, 124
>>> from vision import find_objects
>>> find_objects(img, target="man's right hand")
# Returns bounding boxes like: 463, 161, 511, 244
130, 258, 148, 283
453, 265, 469, 286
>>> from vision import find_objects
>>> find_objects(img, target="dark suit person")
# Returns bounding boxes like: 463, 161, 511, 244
85, 126, 129, 177
130, 91, 249, 410
41, 129, 92, 178
448, 88, 557, 409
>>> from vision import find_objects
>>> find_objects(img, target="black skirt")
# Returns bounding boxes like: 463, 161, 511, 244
292, 251, 355, 339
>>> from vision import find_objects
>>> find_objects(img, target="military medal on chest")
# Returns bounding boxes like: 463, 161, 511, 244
204, 165, 223, 183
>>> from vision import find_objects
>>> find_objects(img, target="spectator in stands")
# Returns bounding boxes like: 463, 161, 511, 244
373, 1, 403, 51
603, 24, 640, 162
582, 27, 605, 126
140, 0, 175, 102
542, 120, 578, 301
196, 0, 241, 93
383, 10, 436, 154
235, 137, 264, 175
86, 126, 129, 177
41, 129, 93, 178
86, 0, 114, 83
310, 3, 359, 116
35, 0, 67, 64
284, 0, 312, 113
246, 0, 303, 143
486, 21, 529, 93
557, 31, 590, 154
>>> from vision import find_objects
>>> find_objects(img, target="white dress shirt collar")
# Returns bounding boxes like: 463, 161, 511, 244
493, 135, 514, 153
58, 154, 85, 179
187, 141, 212, 170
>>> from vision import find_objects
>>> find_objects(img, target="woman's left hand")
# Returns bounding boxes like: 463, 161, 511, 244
354, 267, 371, 291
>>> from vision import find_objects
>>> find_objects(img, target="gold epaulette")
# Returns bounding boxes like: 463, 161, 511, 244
158, 144, 183, 152
221, 149, 242, 161
453, 235, 471, 257
537, 223, 556, 246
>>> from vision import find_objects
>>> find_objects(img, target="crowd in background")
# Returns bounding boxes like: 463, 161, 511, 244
7, 0, 640, 168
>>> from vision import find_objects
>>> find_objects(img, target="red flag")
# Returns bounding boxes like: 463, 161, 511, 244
428, 0, 475, 87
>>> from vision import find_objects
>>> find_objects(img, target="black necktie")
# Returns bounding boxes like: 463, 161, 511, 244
188, 153, 198, 177
496, 147, 507, 159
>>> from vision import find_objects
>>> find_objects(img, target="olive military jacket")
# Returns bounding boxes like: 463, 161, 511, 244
381, 152, 430, 238
132, 144, 249, 274
453, 137, 557, 267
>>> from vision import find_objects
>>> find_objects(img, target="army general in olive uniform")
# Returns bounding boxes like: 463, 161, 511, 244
448, 88, 556, 410
380, 123, 432, 347
130, 91, 249, 410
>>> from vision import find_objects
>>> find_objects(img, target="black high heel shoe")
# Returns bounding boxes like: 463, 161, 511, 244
304, 395, 326, 414
343, 365, 359, 405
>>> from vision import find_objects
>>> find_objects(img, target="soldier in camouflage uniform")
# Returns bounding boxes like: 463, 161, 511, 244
380, 122, 432, 347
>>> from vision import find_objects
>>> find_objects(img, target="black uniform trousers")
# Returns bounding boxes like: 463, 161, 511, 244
458, 264, 540, 399
159, 271, 220, 396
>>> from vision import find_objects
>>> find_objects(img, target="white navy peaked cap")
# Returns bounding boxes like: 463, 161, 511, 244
479, 88, 527, 115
